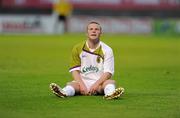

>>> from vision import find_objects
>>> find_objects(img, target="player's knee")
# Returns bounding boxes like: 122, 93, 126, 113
67, 81, 79, 89
102, 79, 115, 87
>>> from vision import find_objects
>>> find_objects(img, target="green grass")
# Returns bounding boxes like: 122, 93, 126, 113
0, 34, 180, 118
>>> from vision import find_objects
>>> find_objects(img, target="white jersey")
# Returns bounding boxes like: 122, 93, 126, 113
69, 41, 114, 81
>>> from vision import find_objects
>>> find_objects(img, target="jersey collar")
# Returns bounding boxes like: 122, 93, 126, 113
86, 41, 101, 52
83, 41, 104, 60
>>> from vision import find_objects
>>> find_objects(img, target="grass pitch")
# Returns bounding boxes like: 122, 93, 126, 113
0, 34, 179, 118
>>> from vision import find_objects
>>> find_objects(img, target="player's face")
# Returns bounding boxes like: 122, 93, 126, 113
87, 23, 102, 41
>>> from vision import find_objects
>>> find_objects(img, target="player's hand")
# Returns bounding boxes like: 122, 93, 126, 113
89, 82, 100, 95
79, 83, 88, 95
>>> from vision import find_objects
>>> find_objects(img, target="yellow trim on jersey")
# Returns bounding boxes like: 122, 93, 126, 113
69, 41, 106, 71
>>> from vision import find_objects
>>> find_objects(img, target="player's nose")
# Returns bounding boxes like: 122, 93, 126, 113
92, 30, 96, 33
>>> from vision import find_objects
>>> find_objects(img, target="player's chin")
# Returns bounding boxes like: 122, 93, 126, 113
89, 36, 98, 40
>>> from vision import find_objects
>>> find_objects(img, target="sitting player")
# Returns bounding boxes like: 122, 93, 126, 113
50, 21, 124, 99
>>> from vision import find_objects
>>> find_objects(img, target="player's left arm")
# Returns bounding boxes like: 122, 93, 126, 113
89, 72, 112, 94
89, 48, 114, 94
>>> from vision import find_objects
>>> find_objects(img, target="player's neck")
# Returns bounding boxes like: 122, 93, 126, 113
87, 39, 100, 49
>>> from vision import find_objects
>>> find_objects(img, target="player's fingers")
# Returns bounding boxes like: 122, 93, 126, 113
84, 89, 89, 94
89, 89, 92, 93
88, 92, 91, 95
83, 90, 89, 95
80, 90, 85, 95
89, 89, 95, 95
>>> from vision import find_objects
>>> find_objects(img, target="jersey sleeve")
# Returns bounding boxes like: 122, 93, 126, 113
103, 48, 114, 75
69, 45, 81, 72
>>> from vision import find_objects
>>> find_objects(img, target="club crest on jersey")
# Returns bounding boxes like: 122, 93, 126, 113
82, 65, 99, 73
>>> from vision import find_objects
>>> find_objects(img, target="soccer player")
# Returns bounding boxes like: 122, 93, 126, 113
50, 21, 124, 99
52, 0, 73, 33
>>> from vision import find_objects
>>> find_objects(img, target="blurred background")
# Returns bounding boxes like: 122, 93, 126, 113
0, 1, 180, 118
0, 0, 180, 35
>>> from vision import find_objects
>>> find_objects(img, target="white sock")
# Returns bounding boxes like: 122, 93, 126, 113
62, 85, 75, 96
104, 84, 115, 96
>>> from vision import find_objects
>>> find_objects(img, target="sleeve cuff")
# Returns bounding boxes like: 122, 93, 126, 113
69, 66, 81, 72
104, 70, 114, 76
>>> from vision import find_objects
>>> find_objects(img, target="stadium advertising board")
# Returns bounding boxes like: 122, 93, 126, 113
68, 16, 152, 34
176, 21, 180, 33
154, 19, 180, 34
0, 15, 55, 34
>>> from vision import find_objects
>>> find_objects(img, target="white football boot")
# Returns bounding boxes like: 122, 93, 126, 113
104, 87, 125, 100
49, 83, 66, 98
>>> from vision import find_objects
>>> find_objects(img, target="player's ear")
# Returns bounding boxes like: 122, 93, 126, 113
99, 26, 102, 35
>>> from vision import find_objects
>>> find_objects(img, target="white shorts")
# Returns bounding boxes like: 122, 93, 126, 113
82, 79, 96, 91
72, 79, 96, 91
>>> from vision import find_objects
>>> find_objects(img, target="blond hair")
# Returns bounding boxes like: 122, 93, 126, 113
87, 21, 102, 31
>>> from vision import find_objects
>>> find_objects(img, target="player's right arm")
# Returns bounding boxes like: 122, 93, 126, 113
69, 43, 88, 95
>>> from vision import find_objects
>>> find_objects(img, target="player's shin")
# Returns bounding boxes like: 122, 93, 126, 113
104, 84, 115, 96
62, 85, 75, 96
